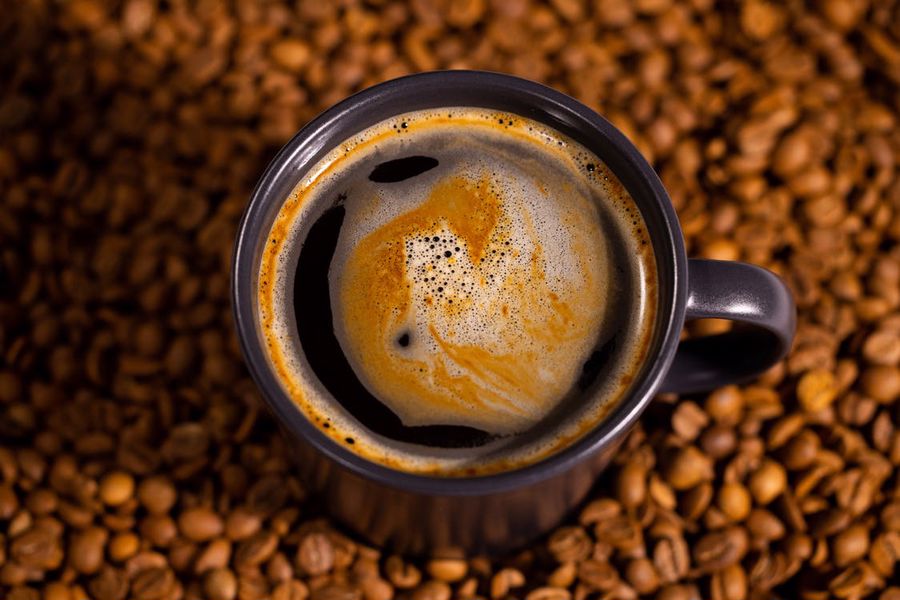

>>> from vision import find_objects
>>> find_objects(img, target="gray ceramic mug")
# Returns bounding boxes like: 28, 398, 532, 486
232, 71, 796, 555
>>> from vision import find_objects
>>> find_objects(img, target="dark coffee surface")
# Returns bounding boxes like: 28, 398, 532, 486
259, 108, 658, 474
294, 203, 495, 448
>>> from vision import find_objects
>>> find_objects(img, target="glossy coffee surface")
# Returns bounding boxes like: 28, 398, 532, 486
258, 108, 657, 475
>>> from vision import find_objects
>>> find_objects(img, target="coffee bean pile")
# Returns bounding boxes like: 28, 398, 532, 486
2, 0, 900, 599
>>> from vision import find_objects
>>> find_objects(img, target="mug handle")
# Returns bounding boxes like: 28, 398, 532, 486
659, 259, 797, 394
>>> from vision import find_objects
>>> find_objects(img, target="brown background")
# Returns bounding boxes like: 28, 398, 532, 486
1, 1, 900, 599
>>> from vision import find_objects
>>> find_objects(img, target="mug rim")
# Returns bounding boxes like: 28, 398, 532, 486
232, 70, 687, 496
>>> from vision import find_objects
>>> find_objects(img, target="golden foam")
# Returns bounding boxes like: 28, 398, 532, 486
334, 171, 606, 433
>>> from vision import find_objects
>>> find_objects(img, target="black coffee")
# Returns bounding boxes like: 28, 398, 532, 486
294, 201, 495, 448
258, 108, 657, 475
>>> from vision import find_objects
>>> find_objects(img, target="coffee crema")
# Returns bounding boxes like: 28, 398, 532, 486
258, 108, 657, 476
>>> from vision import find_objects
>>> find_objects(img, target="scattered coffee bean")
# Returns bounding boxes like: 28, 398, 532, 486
297, 533, 335, 576
274, 579, 311, 600
178, 507, 224, 542
88, 566, 129, 600
411, 581, 451, 600
525, 587, 570, 600
704, 386, 744, 426
797, 369, 838, 412
548, 527, 592, 563
717, 482, 752, 522
664, 446, 713, 490
861, 366, 900, 403
425, 559, 467, 583
625, 557, 659, 595
616, 460, 648, 508
748, 460, 787, 505
3, 1, 900, 599
833, 523, 871, 568
205, 568, 238, 600
99, 471, 135, 507
136, 476, 177, 516
490, 568, 525, 598
225, 507, 262, 541
745, 508, 785, 542
108, 532, 140, 563
131, 566, 175, 600
195, 538, 232, 574
69, 526, 109, 575
11, 526, 63, 570
234, 530, 278, 569
385, 556, 421, 589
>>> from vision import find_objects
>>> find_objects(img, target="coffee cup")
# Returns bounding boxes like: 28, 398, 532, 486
232, 71, 795, 554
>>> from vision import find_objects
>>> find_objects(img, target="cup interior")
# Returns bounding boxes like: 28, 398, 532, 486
232, 71, 687, 493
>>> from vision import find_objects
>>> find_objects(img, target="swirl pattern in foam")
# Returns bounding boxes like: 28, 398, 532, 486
258, 108, 658, 475
331, 137, 608, 434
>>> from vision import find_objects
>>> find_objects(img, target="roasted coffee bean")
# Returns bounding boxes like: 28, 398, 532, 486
671, 402, 709, 441
5, 1, 900, 598
358, 576, 391, 600
577, 559, 619, 591
225, 508, 262, 541
137, 476, 177, 515
234, 531, 278, 569
11, 526, 64, 570
490, 568, 525, 598
296, 533, 335, 576
680, 482, 713, 521
746, 509, 785, 542
862, 366, 900, 403
797, 369, 838, 413
525, 587, 571, 600
664, 446, 713, 490
140, 514, 177, 548
99, 471, 135, 507
579, 499, 622, 525
425, 559, 467, 583
705, 387, 744, 426
548, 527, 592, 563
108, 532, 140, 563
205, 568, 238, 600
385, 557, 421, 589
69, 526, 109, 575
412, 581, 451, 600
780, 430, 820, 471
717, 482, 752, 522
178, 507, 224, 542
709, 564, 747, 600
625, 558, 659, 595
194, 538, 232, 574
748, 460, 787, 505
833, 523, 871, 567
655, 584, 697, 600
693, 527, 749, 573
88, 566, 129, 600
547, 561, 576, 588
273, 580, 310, 600
131, 567, 175, 600
616, 460, 648, 508
699, 425, 738, 460
652, 526, 690, 584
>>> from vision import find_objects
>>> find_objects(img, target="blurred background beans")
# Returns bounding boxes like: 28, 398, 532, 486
2, 0, 900, 599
